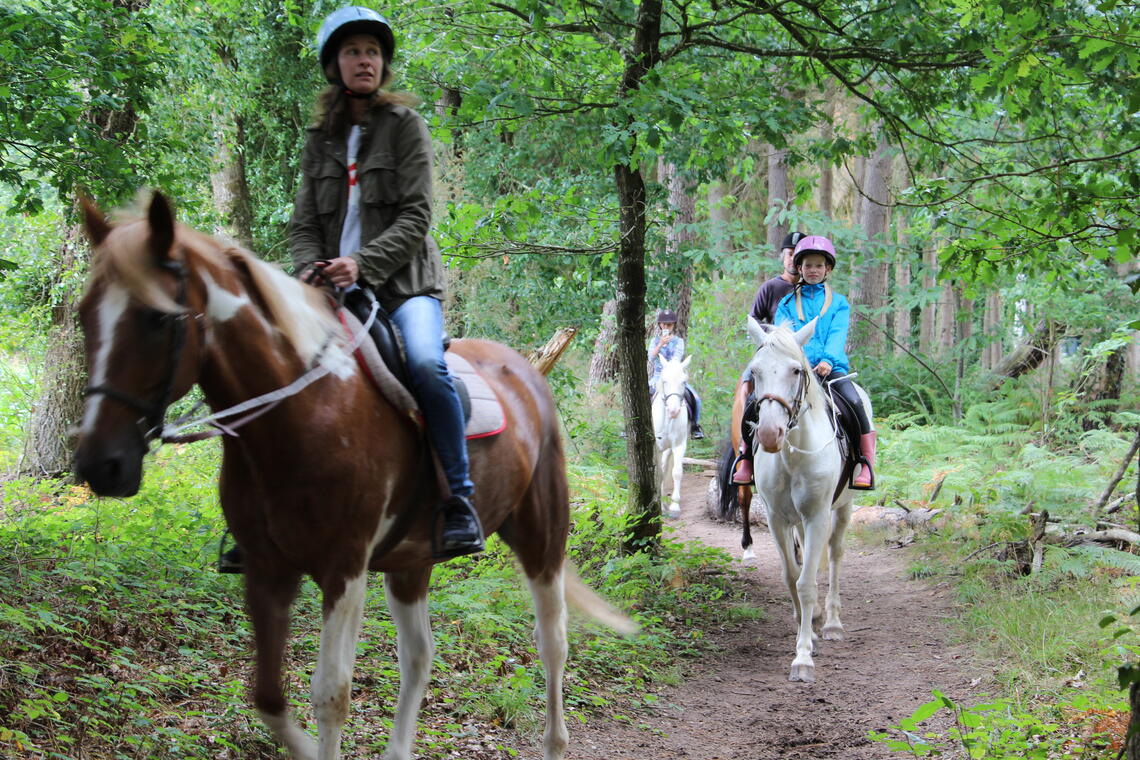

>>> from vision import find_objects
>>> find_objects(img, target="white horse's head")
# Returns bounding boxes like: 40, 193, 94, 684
744, 316, 817, 452
656, 354, 690, 419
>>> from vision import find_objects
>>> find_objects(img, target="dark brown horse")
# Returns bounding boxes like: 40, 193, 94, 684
72, 193, 631, 760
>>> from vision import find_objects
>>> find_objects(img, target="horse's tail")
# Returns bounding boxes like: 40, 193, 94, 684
716, 435, 740, 522
564, 565, 638, 636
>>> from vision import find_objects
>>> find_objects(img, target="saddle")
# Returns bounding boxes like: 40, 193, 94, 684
338, 290, 505, 440
738, 380, 865, 503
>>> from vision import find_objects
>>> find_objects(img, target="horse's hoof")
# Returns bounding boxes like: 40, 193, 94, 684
789, 663, 816, 683
668, 504, 681, 518
822, 624, 844, 641
741, 547, 756, 562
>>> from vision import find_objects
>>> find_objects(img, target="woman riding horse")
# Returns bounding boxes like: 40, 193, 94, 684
291, 7, 482, 557
647, 308, 704, 440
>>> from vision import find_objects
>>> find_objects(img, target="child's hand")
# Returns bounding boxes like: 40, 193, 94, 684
814, 361, 832, 378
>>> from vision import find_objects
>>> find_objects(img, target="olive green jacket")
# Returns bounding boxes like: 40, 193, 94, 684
289, 103, 443, 309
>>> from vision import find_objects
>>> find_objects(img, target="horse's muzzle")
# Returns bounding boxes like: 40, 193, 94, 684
74, 438, 145, 497
757, 425, 786, 453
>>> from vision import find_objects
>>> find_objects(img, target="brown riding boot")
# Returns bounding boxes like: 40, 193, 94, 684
852, 431, 877, 489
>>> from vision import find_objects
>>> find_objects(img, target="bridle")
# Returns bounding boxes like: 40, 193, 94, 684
83, 259, 195, 447
751, 352, 810, 431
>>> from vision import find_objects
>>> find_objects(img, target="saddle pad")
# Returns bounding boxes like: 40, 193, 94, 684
337, 308, 506, 440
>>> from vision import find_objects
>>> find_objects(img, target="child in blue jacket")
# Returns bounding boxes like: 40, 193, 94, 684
773, 236, 876, 488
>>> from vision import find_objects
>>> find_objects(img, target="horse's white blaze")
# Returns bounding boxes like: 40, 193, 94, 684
200, 269, 252, 322
79, 284, 130, 435
313, 571, 368, 759
385, 590, 432, 760
528, 570, 569, 760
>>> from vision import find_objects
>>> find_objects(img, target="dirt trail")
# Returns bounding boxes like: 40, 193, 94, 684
562, 468, 984, 760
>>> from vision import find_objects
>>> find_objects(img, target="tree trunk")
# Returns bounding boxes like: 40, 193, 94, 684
937, 281, 957, 357
708, 180, 733, 257
614, 0, 664, 552
19, 223, 86, 478
587, 299, 619, 390
210, 112, 254, 248
893, 257, 912, 354
982, 291, 1003, 369
991, 319, 1065, 382
850, 134, 892, 352
662, 160, 697, 336
818, 98, 835, 219
435, 87, 464, 202
766, 143, 790, 252
920, 244, 938, 355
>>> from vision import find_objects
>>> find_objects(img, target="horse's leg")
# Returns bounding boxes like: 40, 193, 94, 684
767, 512, 802, 624
248, 567, 315, 760
658, 445, 673, 516
739, 484, 754, 561
669, 434, 685, 517
789, 510, 831, 683
526, 567, 570, 760
383, 569, 434, 760
312, 570, 369, 760
822, 499, 853, 641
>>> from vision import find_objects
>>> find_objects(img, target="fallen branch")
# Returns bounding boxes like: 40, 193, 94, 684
1071, 528, 1140, 547
1094, 428, 1140, 511
1106, 494, 1132, 515
528, 327, 577, 376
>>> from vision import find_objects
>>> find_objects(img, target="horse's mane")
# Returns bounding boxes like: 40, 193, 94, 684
755, 325, 827, 409
92, 215, 339, 368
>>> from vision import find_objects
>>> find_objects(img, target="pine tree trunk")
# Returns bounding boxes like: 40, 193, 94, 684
708, 181, 732, 256
920, 244, 938, 354
937, 282, 957, 356
893, 258, 912, 354
766, 144, 790, 252
818, 98, 835, 219
662, 160, 697, 336
982, 291, 1003, 369
851, 134, 892, 352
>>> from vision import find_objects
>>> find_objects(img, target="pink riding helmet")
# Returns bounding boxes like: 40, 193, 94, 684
792, 235, 837, 268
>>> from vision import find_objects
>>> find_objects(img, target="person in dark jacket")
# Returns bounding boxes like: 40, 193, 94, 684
731, 232, 805, 484
291, 6, 482, 558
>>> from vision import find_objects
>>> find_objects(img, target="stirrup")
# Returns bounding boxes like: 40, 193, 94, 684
851, 463, 875, 490
731, 452, 754, 486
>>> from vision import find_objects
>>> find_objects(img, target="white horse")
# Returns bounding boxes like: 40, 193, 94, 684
744, 316, 873, 683
652, 354, 691, 518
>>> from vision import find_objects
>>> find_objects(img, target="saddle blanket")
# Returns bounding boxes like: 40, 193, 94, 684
337, 308, 506, 440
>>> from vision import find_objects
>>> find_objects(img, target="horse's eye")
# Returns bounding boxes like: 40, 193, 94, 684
793, 367, 802, 375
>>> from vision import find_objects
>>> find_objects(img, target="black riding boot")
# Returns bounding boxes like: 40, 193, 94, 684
434, 494, 485, 560
217, 543, 244, 574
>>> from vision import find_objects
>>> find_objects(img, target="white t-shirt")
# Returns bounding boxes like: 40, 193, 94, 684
339, 125, 362, 259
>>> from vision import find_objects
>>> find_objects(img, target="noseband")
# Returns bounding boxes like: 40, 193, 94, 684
753, 364, 809, 430
83, 259, 192, 446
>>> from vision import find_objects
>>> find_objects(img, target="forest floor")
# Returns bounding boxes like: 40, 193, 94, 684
504, 467, 987, 760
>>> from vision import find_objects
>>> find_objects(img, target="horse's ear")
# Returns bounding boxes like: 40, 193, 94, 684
794, 318, 817, 347
746, 315, 768, 348
147, 192, 176, 264
80, 195, 110, 246
681, 354, 692, 370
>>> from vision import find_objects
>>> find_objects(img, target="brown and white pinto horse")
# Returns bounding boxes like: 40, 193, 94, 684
72, 193, 632, 760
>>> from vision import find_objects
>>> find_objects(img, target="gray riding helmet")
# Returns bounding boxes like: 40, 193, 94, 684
316, 7, 395, 83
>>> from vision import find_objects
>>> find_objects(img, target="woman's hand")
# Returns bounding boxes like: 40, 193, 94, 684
814, 361, 832, 378
319, 257, 359, 288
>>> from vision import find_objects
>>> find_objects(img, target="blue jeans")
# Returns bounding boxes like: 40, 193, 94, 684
389, 296, 473, 498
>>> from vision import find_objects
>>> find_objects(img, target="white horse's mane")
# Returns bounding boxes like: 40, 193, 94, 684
751, 325, 827, 411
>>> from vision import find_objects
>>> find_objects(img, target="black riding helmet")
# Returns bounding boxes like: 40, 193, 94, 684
781, 231, 807, 251
317, 7, 395, 84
